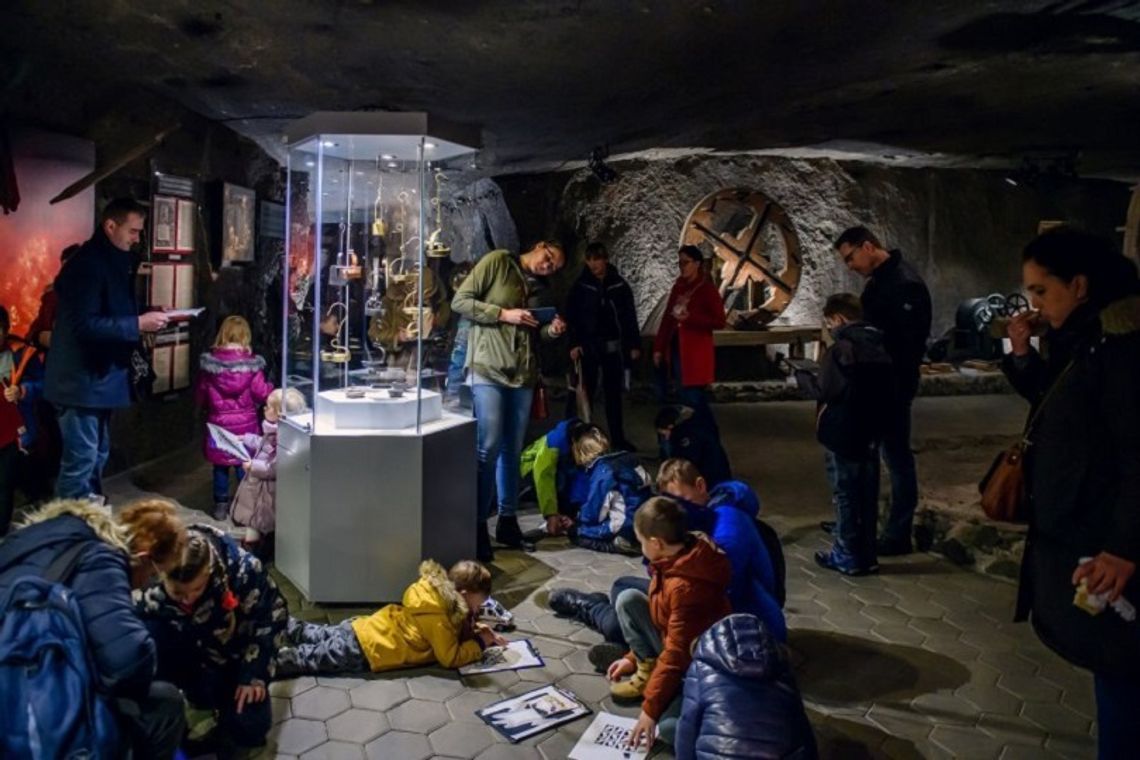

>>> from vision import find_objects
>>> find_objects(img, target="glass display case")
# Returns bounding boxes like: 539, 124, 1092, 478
282, 111, 478, 433
277, 113, 480, 603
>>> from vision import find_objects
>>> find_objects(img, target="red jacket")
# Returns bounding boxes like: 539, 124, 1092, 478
637, 534, 731, 720
653, 277, 725, 387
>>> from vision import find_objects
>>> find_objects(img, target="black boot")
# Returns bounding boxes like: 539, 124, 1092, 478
495, 515, 524, 549
476, 521, 494, 563
549, 588, 609, 625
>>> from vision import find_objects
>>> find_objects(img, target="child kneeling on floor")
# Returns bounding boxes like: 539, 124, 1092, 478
571, 425, 652, 555
275, 559, 505, 677
602, 497, 731, 751
229, 387, 307, 558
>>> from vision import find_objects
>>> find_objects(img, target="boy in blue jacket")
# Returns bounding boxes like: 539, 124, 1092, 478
570, 425, 652, 555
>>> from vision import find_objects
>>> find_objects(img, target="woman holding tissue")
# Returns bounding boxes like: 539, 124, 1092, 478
1003, 226, 1140, 759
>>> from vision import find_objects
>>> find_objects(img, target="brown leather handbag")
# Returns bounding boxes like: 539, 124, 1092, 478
979, 360, 1074, 523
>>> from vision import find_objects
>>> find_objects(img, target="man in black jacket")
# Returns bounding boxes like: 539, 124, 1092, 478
565, 242, 641, 450
834, 226, 931, 555
46, 198, 169, 499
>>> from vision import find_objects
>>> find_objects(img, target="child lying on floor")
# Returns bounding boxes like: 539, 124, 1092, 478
275, 559, 505, 676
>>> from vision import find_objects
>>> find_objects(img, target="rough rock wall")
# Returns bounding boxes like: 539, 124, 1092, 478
511, 155, 1129, 337
439, 176, 519, 261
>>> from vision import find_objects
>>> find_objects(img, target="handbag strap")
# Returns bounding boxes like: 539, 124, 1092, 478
1021, 358, 1077, 442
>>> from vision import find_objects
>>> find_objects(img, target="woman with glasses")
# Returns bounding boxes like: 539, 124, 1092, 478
452, 241, 567, 560
653, 245, 726, 426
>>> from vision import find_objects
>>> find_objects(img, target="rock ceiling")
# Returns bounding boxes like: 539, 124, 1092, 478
3, 1, 1139, 177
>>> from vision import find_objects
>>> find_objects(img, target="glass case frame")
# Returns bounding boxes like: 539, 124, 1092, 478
281, 112, 478, 435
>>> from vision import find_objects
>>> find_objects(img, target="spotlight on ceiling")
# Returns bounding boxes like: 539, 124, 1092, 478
589, 145, 618, 184
1004, 177, 1019, 187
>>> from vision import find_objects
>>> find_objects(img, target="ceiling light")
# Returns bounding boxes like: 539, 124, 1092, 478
387, 161, 398, 168
356, 171, 365, 176
424, 142, 436, 150
1004, 177, 1019, 187
380, 153, 395, 160
305, 161, 315, 167
322, 141, 337, 148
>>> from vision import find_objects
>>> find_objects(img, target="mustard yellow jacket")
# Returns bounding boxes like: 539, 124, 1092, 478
350, 560, 483, 672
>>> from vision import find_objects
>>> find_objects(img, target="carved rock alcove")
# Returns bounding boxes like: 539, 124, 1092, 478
680, 188, 802, 325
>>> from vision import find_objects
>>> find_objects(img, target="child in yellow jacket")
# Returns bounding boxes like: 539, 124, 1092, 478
275, 560, 505, 676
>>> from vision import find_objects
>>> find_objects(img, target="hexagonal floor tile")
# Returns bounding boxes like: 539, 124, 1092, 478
269, 717, 329, 756
517, 659, 571, 683
387, 698, 450, 733
560, 647, 598, 675
292, 685, 352, 721
300, 740, 365, 760
475, 742, 545, 759
317, 676, 368, 690
446, 689, 504, 723
365, 730, 432, 760
350, 679, 411, 712
271, 696, 292, 724
461, 669, 521, 693
408, 674, 466, 702
270, 676, 318, 698
555, 673, 611, 704
326, 708, 390, 745
428, 721, 496, 757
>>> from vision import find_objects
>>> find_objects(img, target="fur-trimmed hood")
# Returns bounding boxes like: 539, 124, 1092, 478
19, 498, 130, 552
199, 347, 267, 375
1100, 294, 1140, 336
404, 559, 469, 628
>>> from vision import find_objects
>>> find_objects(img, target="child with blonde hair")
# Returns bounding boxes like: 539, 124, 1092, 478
229, 387, 305, 556
275, 559, 505, 676
196, 316, 273, 519
571, 424, 652, 555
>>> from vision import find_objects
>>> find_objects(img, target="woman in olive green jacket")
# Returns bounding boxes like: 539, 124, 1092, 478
452, 242, 566, 560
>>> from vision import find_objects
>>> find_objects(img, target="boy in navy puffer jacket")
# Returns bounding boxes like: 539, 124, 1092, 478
676, 614, 817, 760
570, 425, 651, 554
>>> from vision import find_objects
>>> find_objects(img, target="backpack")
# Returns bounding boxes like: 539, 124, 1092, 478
754, 518, 787, 609
0, 541, 121, 759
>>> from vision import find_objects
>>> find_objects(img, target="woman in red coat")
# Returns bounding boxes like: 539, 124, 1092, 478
653, 245, 726, 416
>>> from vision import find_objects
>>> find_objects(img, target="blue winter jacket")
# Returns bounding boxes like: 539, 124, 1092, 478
546, 418, 590, 506
576, 451, 651, 541
676, 614, 818, 760
678, 488, 786, 641
0, 513, 157, 698
45, 230, 141, 409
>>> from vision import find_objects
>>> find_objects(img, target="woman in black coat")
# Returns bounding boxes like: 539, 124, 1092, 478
1003, 227, 1140, 759
675, 614, 817, 760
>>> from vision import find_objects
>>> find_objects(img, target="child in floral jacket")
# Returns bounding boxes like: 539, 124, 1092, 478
135, 523, 288, 752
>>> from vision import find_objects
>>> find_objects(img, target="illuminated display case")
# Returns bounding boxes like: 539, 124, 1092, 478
277, 112, 479, 602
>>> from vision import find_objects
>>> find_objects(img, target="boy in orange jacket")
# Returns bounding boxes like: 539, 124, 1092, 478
601, 497, 731, 750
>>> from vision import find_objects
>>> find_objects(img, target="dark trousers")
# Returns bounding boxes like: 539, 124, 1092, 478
566, 348, 628, 445
1095, 673, 1140, 759
150, 625, 270, 749
582, 575, 651, 645
879, 398, 918, 545
212, 465, 245, 505
116, 680, 186, 760
0, 442, 19, 535
825, 448, 881, 569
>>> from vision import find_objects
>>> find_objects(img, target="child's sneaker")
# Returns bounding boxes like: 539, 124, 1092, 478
213, 502, 230, 521
479, 596, 515, 631
610, 657, 655, 701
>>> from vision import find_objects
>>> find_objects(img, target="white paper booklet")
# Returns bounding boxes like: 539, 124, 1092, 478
166, 307, 206, 320
570, 713, 648, 760
459, 639, 543, 675
207, 422, 252, 463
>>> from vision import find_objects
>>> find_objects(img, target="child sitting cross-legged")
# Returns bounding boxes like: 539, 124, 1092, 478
570, 424, 652, 555
600, 497, 731, 751
275, 559, 506, 677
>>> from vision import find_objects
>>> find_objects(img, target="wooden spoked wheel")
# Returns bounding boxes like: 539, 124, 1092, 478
680, 188, 802, 319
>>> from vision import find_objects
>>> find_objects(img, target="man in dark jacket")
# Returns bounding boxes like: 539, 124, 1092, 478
46, 198, 169, 499
565, 242, 641, 450
835, 226, 931, 555
812, 294, 894, 576
675, 614, 818, 760
655, 405, 731, 486
0, 499, 185, 758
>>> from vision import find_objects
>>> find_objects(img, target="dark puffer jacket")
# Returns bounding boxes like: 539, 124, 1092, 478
1002, 295, 1140, 676
0, 509, 156, 698
676, 614, 818, 760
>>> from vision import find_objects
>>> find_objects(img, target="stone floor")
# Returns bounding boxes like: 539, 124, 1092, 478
105, 395, 1098, 759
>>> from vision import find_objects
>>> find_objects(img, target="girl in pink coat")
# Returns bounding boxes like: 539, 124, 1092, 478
196, 316, 273, 519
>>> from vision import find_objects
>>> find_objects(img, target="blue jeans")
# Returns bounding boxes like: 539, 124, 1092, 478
472, 382, 534, 521
825, 448, 880, 569
212, 465, 245, 505
445, 318, 473, 408
55, 406, 112, 499
1095, 673, 1140, 759
614, 587, 683, 744
880, 399, 918, 545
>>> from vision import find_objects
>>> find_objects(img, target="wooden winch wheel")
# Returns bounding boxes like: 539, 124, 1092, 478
680, 188, 803, 316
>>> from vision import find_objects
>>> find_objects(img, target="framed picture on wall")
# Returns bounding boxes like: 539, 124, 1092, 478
176, 198, 196, 252
152, 195, 177, 252
222, 183, 256, 265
